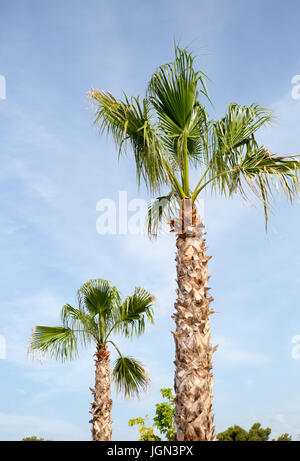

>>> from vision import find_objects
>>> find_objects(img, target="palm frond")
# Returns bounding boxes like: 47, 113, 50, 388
112, 356, 149, 398
185, 102, 209, 165
160, 102, 209, 172
89, 90, 171, 193
236, 148, 300, 227
115, 288, 155, 338
148, 45, 210, 172
148, 45, 209, 132
213, 103, 274, 155
79, 279, 118, 316
197, 144, 300, 229
207, 103, 274, 187
61, 304, 98, 344
79, 279, 121, 342
29, 326, 78, 362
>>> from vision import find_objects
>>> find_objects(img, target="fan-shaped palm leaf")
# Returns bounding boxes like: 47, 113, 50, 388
61, 303, 98, 343
117, 288, 155, 337
29, 326, 79, 362
112, 355, 149, 398
148, 46, 209, 132
89, 90, 171, 193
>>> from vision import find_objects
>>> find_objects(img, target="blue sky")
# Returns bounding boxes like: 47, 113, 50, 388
0, 0, 300, 441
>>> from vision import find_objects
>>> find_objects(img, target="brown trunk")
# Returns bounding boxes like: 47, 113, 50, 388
89, 344, 112, 441
172, 204, 217, 441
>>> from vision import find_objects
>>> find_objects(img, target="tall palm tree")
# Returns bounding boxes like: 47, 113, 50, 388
29, 279, 155, 441
88, 46, 300, 441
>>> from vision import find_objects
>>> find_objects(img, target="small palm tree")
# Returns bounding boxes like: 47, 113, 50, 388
29, 279, 155, 441
89, 46, 300, 441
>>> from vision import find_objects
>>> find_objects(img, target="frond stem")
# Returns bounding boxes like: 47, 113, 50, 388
103, 321, 121, 344
107, 340, 123, 358
192, 167, 239, 202
168, 170, 186, 198
192, 166, 210, 200
183, 130, 190, 196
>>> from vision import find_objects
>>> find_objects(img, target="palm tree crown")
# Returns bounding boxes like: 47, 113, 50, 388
29, 279, 155, 398
89, 45, 300, 234
88, 45, 300, 441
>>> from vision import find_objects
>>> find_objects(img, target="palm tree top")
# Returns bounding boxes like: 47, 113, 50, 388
29, 279, 155, 398
89, 44, 300, 234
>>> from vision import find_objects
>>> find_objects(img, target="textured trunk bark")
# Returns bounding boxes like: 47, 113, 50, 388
172, 203, 217, 441
89, 344, 112, 441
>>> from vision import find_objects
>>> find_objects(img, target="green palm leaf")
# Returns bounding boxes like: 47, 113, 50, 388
61, 303, 98, 344
116, 287, 155, 337
89, 90, 171, 193
148, 45, 209, 132
79, 279, 116, 316
29, 326, 79, 362
112, 356, 149, 398
213, 104, 274, 155
148, 46, 210, 175
79, 279, 122, 342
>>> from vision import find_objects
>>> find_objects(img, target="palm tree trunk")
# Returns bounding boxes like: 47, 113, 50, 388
172, 205, 217, 441
90, 344, 112, 441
